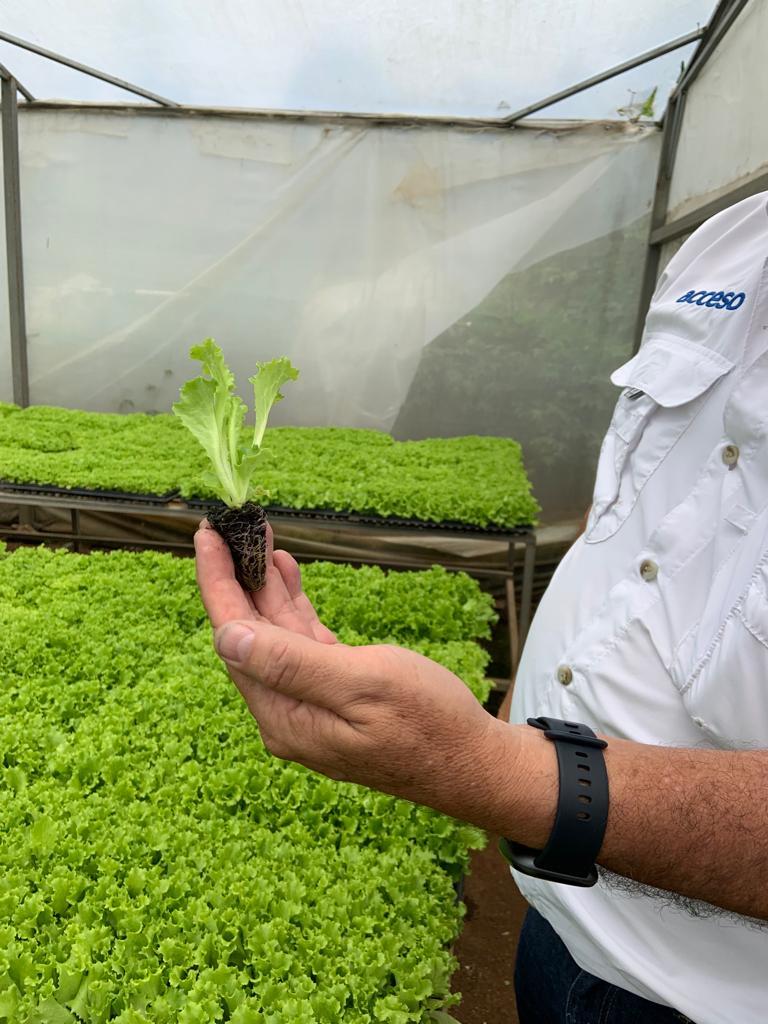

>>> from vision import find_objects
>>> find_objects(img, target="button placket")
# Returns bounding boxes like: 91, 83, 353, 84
639, 559, 659, 582
556, 665, 573, 686
722, 443, 740, 468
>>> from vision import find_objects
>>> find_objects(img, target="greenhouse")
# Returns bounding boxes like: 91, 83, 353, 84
1, 1, 767, 1022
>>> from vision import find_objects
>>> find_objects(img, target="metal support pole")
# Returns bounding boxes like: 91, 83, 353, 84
519, 533, 537, 647
501, 29, 704, 126
632, 88, 686, 352
1, 75, 29, 406
0, 31, 177, 108
505, 541, 520, 676
631, 0, 753, 352
70, 508, 81, 551
0, 62, 34, 102
650, 166, 768, 246
670, 0, 752, 98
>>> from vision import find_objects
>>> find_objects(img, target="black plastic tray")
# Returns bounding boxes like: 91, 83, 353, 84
0, 480, 179, 505
184, 498, 532, 536
0, 481, 533, 535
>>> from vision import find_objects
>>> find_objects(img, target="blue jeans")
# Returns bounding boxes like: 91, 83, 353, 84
514, 909, 695, 1024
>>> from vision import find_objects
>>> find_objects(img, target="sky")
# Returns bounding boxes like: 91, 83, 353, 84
0, 0, 718, 119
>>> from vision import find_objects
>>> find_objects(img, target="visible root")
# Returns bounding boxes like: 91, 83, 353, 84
207, 502, 269, 591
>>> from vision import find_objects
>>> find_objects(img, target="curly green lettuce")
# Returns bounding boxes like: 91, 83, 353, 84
172, 340, 298, 506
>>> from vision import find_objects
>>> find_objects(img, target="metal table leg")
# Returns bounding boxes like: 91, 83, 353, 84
505, 540, 520, 676
519, 533, 537, 646
70, 507, 81, 551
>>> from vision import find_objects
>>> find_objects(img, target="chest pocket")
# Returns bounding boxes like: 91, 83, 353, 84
585, 336, 734, 543
683, 559, 768, 747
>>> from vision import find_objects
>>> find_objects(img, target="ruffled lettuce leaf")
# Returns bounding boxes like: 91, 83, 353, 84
172, 340, 298, 507
250, 358, 300, 451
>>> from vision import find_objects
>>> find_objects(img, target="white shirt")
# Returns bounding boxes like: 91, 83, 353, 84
510, 191, 768, 1024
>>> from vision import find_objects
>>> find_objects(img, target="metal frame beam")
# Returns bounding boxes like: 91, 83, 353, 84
650, 168, 768, 246
0, 30, 178, 107
672, 0, 752, 97
17, 99, 657, 135
0, 61, 33, 102
632, 0, 754, 352
1, 74, 29, 405
0, 26, 707, 129
501, 29, 704, 126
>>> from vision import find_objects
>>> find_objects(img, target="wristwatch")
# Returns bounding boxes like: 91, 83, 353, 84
499, 717, 609, 887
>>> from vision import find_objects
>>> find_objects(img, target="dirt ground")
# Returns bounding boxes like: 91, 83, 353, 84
451, 838, 529, 1024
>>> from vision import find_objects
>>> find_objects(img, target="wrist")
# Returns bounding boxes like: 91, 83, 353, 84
482, 718, 559, 845
430, 717, 556, 840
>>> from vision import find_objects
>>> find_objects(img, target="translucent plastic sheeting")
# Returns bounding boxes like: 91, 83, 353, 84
0, 0, 715, 118
15, 110, 659, 520
668, 0, 768, 221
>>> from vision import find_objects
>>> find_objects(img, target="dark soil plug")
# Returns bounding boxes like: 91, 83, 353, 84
207, 502, 269, 592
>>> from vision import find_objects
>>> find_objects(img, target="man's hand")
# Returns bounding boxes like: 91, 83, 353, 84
195, 523, 768, 920
194, 523, 522, 827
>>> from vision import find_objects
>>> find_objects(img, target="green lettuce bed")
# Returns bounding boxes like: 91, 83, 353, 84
0, 546, 496, 1023
0, 405, 539, 528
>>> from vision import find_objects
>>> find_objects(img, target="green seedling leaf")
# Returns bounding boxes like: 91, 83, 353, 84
172, 341, 298, 507
250, 358, 300, 451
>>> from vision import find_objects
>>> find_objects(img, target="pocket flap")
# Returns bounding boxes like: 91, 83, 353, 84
610, 336, 734, 408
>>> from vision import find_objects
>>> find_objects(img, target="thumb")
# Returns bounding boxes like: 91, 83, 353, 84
215, 621, 259, 664
214, 619, 373, 709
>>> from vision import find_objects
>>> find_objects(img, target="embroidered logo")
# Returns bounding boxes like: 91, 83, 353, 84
676, 289, 746, 310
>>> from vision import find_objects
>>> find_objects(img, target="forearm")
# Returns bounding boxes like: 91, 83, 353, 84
467, 721, 768, 920
200, 523, 768, 920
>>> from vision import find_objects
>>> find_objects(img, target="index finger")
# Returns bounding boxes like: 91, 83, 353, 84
273, 550, 337, 644
194, 524, 259, 629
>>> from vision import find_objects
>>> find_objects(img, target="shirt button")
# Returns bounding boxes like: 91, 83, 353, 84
556, 665, 573, 686
722, 443, 740, 467
639, 559, 659, 582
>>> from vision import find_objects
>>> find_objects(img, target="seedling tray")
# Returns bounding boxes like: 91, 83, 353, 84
0, 483, 533, 534
0, 480, 179, 505
185, 499, 533, 536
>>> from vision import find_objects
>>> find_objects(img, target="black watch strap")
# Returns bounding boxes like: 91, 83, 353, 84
499, 717, 609, 887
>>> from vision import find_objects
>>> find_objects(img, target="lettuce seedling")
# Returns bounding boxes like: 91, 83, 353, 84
172, 339, 298, 507
173, 340, 298, 590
